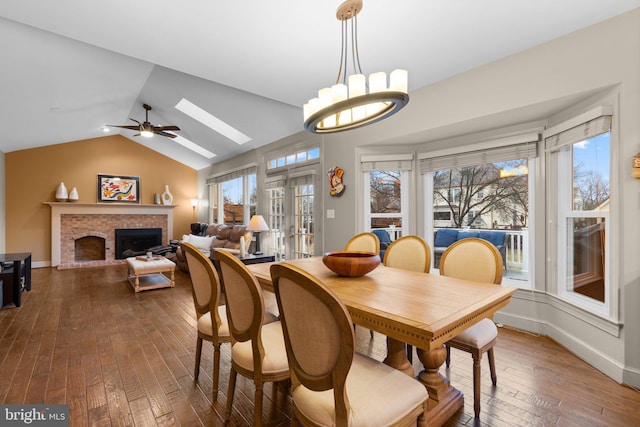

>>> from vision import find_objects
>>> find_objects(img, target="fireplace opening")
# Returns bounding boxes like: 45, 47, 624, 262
115, 228, 162, 259
75, 236, 106, 261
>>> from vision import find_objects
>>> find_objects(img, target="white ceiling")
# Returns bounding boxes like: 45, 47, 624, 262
1, 0, 639, 170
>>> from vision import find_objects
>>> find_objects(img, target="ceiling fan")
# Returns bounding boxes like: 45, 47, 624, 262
107, 103, 180, 138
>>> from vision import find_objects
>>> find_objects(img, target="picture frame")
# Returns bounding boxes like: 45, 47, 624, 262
97, 174, 140, 203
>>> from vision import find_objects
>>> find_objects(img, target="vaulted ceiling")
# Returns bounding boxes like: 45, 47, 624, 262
1, 0, 639, 169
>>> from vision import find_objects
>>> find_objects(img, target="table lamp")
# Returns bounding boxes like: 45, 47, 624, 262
247, 215, 269, 255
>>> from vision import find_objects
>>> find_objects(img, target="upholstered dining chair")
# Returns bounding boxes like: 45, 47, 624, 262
344, 232, 380, 254
271, 263, 428, 427
382, 235, 431, 363
180, 241, 230, 401
439, 237, 504, 418
344, 232, 381, 338
214, 249, 289, 426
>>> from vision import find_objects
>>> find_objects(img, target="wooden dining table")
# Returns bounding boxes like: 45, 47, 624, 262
247, 256, 516, 427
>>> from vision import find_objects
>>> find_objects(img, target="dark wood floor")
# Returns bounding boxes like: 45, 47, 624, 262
1, 265, 639, 426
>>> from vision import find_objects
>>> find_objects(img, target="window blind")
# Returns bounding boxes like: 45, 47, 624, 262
288, 168, 317, 188
544, 115, 611, 152
264, 175, 287, 189
361, 153, 413, 171
419, 141, 538, 174
208, 165, 258, 184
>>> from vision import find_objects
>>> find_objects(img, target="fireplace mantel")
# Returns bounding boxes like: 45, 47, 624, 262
45, 202, 176, 267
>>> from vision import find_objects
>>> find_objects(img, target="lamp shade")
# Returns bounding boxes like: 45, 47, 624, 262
247, 215, 269, 232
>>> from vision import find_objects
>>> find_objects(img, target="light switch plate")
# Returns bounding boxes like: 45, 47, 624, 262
327, 209, 335, 219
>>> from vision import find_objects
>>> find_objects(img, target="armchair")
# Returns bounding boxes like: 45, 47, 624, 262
371, 229, 392, 260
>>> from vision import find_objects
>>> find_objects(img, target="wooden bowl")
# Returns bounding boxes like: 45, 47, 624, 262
322, 251, 381, 277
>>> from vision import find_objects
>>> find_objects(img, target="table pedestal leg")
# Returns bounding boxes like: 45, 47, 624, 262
416, 345, 463, 427
383, 337, 414, 377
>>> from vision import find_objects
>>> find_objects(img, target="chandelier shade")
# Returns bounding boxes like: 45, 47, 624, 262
303, 0, 409, 134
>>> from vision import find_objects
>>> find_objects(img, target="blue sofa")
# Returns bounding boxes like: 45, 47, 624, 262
433, 229, 507, 268
372, 229, 392, 260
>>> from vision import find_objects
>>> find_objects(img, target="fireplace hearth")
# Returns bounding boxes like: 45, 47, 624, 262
115, 228, 162, 259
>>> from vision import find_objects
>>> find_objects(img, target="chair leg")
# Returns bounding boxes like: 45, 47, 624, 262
225, 367, 238, 423
407, 344, 413, 364
369, 329, 374, 338
487, 348, 497, 386
254, 381, 264, 426
194, 337, 203, 379
212, 344, 221, 401
472, 353, 481, 418
445, 344, 451, 368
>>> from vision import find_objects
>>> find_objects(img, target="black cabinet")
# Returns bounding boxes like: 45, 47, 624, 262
0, 253, 32, 308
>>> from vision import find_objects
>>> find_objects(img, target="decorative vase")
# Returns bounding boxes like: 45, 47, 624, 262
240, 236, 246, 257
154, 193, 161, 204
161, 185, 173, 205
55, 182, 68, 201
68, 187, 79, 202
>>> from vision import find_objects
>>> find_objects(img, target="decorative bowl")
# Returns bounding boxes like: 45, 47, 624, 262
322, 251, 381, 277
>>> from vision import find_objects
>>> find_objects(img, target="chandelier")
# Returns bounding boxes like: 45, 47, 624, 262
303, 0, 409, 134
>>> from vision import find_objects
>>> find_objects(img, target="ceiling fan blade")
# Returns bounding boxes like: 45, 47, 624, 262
155, 130, 178, 138
154, 125, 180, 131
107, 125, 140, 131
129, 118, 141, 125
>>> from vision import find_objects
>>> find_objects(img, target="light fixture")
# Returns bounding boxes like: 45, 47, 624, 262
190, 199, 199, 220
303, 0, 409, 134
140, 124, 154, 138
246, 215, 269, 255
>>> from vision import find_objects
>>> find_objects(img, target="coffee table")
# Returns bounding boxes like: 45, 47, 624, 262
126, 256, 175, 292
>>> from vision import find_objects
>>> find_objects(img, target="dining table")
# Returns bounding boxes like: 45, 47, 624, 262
247, 256, 516, 427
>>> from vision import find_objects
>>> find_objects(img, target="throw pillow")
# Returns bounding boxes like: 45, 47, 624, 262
434, 229, 458, 247
187, 234, 215, 251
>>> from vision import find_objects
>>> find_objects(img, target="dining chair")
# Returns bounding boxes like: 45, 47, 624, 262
180, 241, 230, 401
271, 263, 428, 427
439, 237, 504, 418
344, 231, 380, 254
214, 249, 289, 426
383, 235, 431, 363
344, 232, 380, 338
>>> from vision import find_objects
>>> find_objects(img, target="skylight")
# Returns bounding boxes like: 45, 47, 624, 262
175, 98, 252, 145
170, 134, 217, 159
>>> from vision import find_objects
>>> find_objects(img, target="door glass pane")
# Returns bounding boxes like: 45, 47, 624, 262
268, 187, 286, 261
294, 183, 314, 258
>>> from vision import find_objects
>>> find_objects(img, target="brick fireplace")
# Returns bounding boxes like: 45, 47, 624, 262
46, 202, 175, 269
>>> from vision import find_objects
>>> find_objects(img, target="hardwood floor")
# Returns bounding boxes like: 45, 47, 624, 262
1, 265, 638, 426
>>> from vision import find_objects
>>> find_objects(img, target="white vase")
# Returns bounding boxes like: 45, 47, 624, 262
68, 187, 79, 201
55, 182, 68, 201
154, 193, 161, 204
161, 185, 173, 205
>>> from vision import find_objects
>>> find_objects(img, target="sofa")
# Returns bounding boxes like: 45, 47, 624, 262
371, 229, 392, 260
173, 223, 252, 273
433, 229, 507, 269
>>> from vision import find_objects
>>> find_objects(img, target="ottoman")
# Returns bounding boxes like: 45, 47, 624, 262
126, 256, 176, 292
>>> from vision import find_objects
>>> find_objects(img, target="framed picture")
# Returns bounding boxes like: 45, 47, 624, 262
97, 174, 140, 203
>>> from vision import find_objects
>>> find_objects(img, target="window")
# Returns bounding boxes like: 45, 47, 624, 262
546, 107, 612, 316
206, 165, 257, 225
421, 133, 538, 286
267, 147, 320, 170
293, 182, 314, 258
362, 154, 413, 241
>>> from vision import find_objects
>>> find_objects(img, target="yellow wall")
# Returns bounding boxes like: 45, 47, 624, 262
5, 135, 197, 264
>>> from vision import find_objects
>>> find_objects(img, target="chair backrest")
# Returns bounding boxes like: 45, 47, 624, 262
214, 249, 266, 345
271, 263, 354, 422
439, 237, 503, 284
181, 242, 223, 337
383, 235, 431, 273
344, 232, 380, 254
371, 229, 392, 244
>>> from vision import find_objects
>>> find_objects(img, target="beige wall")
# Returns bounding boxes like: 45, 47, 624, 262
5, 135, 197, 264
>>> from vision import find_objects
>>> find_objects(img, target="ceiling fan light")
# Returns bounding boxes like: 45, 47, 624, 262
140, 129, 154, 138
